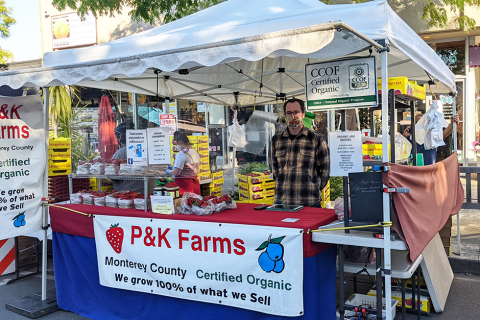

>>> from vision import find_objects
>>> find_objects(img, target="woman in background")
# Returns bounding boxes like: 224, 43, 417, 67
167, 132, 201, 195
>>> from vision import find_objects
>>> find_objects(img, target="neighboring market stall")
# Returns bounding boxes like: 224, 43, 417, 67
0, 0, 456, 319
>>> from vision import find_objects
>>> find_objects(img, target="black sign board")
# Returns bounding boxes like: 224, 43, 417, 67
349, 172, 384, 223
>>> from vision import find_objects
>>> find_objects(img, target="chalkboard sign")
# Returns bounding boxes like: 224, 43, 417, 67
348, 172, 384, 222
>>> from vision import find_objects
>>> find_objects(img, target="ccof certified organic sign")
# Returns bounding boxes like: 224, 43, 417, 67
305, 56, 377, 110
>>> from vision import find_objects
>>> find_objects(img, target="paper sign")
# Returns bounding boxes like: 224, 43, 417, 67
150, 196, 174, 214
305, 56, 377, 110
329, 131, 363, 177
147, 127, 171, 165
126, 130, 148, 165
282, 218, 299, 223
160, 114, 176, 136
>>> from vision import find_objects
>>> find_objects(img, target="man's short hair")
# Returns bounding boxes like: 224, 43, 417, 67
284, 98, 305, 113
114, 123, 127, 144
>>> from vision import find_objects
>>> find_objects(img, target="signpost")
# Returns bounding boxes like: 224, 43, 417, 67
305, 56, 377, 110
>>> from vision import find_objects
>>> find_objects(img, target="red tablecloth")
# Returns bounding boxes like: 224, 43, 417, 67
50, 203, 336, 258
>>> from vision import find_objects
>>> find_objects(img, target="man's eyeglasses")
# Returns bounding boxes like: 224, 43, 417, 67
285, 110, 302, 117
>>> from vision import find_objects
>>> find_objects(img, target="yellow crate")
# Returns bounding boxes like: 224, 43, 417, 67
211, 171, 224, 180
49, 137, 71, 149
236, 199, 250, 204
200, 158, 210, 166
362, 144, 368, 156
208, 180, 224, 188
187, 135, 198, 144
49, 149, 71, 160
238, 174, 264, 185
263, 188, 275, 197
197, 135, 209, 144
199, 153, 209, 161
101, 185, 114, 191
249, 191, 264, 201
368, 288, 431, 313
239, 190, 250, 202
197, 143, 209, 153
264, 196, 274, 205
199, 163, 210, 170
249, 197, 268, 204
197, 172, 211, 181
198, 149, 210, 155
198, 166, 211, 174
49, 169, 71, 176
238, 182, 249, 193
49, 159, 72, 170
367, 144, 375, 157
202, 186, 222, 197
263, 179, 275, 189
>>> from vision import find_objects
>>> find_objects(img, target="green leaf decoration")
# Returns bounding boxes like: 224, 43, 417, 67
270, 236, 286, 244
255, 241, 269, 251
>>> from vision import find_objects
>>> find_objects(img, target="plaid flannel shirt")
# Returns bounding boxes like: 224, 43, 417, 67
271, 127, 330, 207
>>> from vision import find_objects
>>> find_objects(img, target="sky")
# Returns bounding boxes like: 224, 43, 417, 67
0, 0, 42, 62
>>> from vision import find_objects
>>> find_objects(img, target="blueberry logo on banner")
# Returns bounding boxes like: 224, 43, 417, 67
12, 211, 26, 228
256, 234, 285, 273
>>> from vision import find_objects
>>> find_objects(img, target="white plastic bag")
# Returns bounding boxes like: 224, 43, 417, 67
228, 111, 247, 148
395, 133, 412, 160
415, 101, 449, 150
334, 197, 351, 221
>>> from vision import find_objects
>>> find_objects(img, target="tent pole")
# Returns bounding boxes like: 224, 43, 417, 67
42, 87, 50, 301
453, 97, 460, 254
381, 45, 392, 320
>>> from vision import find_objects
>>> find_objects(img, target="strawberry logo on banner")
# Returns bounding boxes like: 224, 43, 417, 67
0, 96, 45, 241
106, 223, 124, 253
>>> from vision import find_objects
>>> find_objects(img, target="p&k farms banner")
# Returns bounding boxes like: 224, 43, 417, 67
0, 96, 45, 240
94, 216, 304, 316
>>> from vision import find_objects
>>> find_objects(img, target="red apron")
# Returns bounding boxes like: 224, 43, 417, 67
175, 178, 201, 196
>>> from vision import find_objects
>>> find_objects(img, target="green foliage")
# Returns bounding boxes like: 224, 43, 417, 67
51, 0, 225, 24
0, 0, 15, 63
239, 162, 270, 175
422, 0, 480, 31
49, 86, 72, 137
329, 176, 344, 201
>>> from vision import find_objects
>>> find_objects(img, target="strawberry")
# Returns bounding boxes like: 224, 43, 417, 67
106, 223, 124, 254
201, 202, 208, 207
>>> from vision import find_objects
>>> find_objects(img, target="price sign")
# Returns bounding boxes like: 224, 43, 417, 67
151, 196, 174, 214
147, 127, 171, 165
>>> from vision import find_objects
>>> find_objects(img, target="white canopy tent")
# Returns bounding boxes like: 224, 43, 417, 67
0, 0, 455, 318
0, 0, 454, 105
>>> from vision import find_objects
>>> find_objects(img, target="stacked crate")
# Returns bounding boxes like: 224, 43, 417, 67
49, 138, 72, 176
238, 172, 274, 204
48, 138, 72, 203
190, 135, 211, 182
201, 171, 224, 196
321, 180, 330, 208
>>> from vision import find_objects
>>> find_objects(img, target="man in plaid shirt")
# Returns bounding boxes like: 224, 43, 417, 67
271, 98, 330, 207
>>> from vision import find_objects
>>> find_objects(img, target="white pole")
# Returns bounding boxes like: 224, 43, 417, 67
42, 88, 49, 300
453, 97, 460, 254
265, 105, 269, 166
381, 46, 392, 320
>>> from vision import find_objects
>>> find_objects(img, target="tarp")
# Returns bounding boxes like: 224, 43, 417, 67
0, 0, 455, 105
98, 96, 117, 159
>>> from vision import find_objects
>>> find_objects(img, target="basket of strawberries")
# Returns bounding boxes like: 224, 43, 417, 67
178, 193, 236, 215
115, 191, 140, 209
134, 193, 152, 210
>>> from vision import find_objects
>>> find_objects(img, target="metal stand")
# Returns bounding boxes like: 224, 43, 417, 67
6, 237, 41, 285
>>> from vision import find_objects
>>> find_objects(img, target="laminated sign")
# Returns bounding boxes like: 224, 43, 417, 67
94, 216, 304, 316
0, 96, 45, 240
305, 56, 378, 110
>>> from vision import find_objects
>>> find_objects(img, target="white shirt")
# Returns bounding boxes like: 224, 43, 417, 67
173, 148, 200, 178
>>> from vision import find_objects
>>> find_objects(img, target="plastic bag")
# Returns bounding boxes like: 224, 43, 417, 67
334, 197, 351, 221
70, 193, 82, 204
76, 163, 91, 175
177, 192, 203, 215
119, 164, 132, 175
90, 163, 105, 175
118, 198, 134, 209
415, 100, 449, 150
191, 201, 215, 216
105, 195, 118, 208
228, 111, 247, 148
395, 133, 412, 160
105, 165, 119, 175
93, 196, 106, 206
134, 197, 150, 210
131, 165, 145, 176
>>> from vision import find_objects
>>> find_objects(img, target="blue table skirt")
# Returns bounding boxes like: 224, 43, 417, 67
53, 232, 337, 320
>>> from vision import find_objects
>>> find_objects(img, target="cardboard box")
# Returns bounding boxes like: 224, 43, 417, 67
49, 149, 71, 160
264, 196, 274, 205
197, 172, 211, 180
49, 137, 71, 149
368, 288, 431, 313
202, 186, 222, 196
200, 158, 210, 166
443, 216, 452, 228
199, 153, 209, 161
197, 135, 209, 144
198, 148, 210, 155
439, 227, 451, 237
197, 143, 209, 153
238, 174, 264, 185
239, 190, 250, 202
207, 180, 224, 188
263, 179, 275, 189
187, 135, 198, 144
441, 237, 451, 247
211, 171, 224, 181
238, 182, 250, 193
198, 166, 211, 174
263, 188, 275, 197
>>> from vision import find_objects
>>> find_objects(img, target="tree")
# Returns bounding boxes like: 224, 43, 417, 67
52, 0, 480, 31
0, 0, 15, 64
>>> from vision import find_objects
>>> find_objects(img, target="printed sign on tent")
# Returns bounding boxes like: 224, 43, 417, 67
126, 130, 148, 165
94, 215, 304, 316
305, 56, 378, 110
0, 96, 45, 240
160, 114, 176, 136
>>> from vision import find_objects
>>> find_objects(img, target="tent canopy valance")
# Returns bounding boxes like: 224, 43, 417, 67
0, 0, 455, 106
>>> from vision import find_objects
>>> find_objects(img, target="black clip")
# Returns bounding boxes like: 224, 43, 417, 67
42, 224, 51, 230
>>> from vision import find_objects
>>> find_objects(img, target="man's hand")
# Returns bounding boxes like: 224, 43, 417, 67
403, 126, 412, 138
